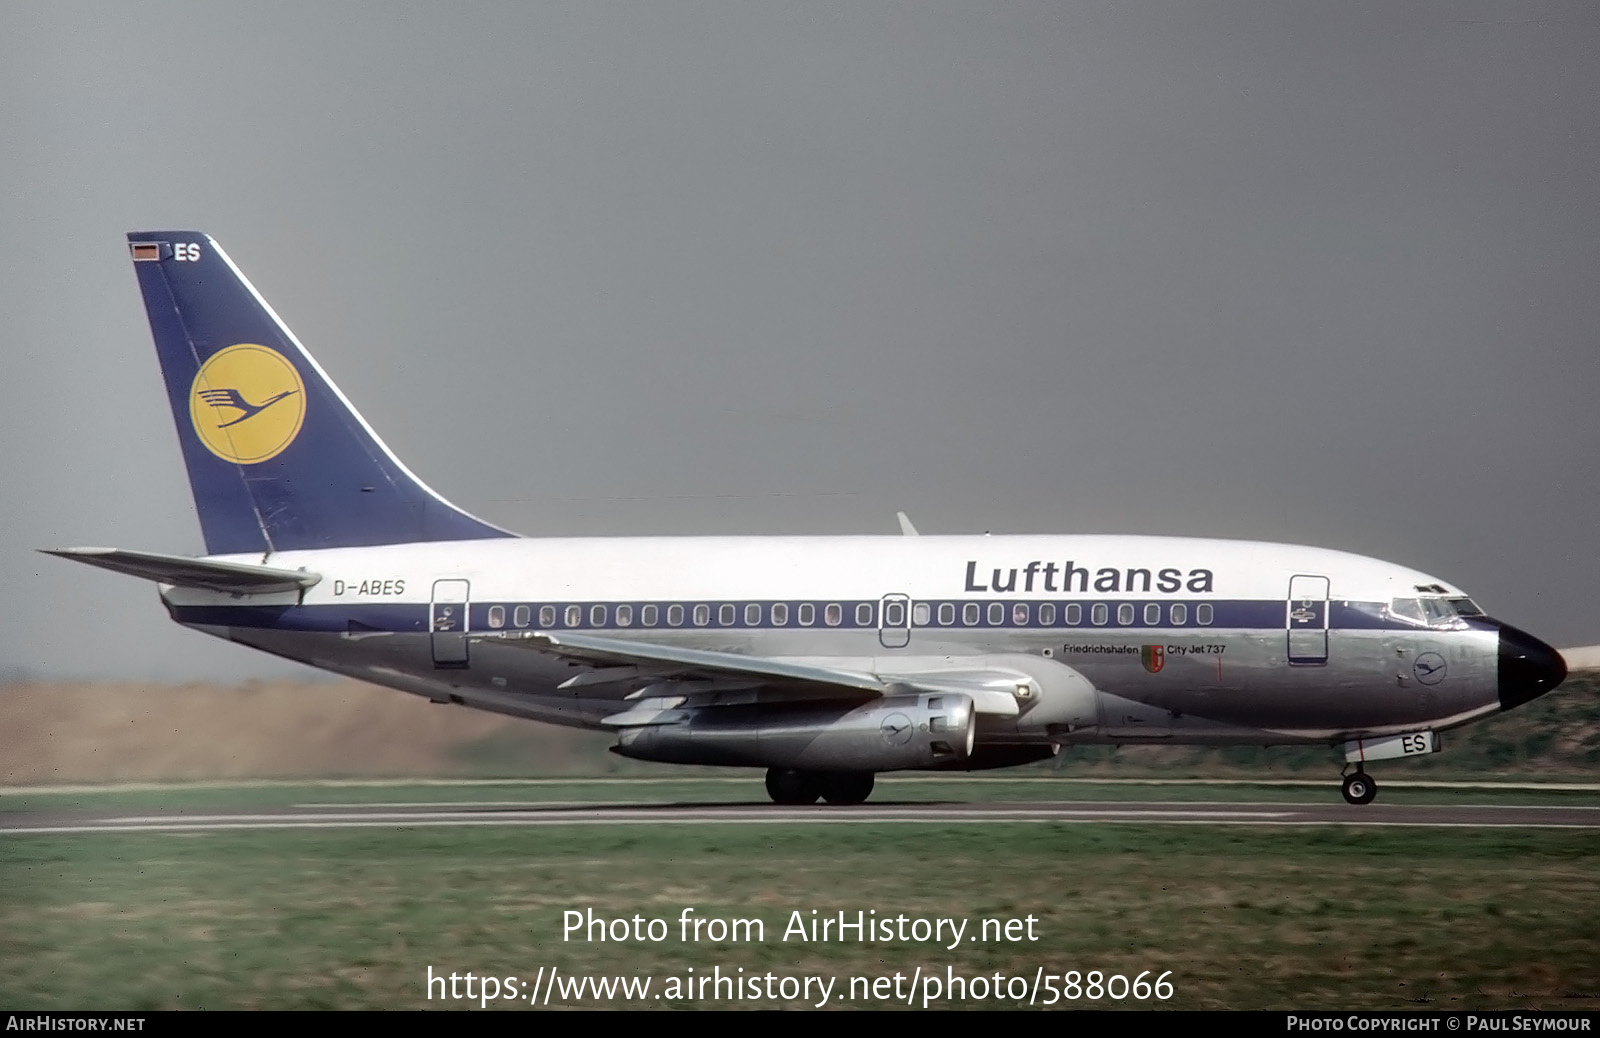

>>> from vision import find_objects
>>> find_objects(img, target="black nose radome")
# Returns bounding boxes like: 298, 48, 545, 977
1498, 624, 1567, 711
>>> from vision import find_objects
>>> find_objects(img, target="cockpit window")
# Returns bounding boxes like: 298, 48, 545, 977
1389, 597, 1481, 628
1389, 598, 1426, 625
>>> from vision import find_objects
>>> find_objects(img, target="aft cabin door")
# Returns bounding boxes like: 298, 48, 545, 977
431, 579, 471, 668
879, 594, 911, 648
1286, 574, 1330, 666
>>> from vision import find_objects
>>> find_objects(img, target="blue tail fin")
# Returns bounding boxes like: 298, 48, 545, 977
127, 231, 516, 554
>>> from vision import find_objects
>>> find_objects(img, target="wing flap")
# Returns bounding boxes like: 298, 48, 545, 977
40, 546, 321, 595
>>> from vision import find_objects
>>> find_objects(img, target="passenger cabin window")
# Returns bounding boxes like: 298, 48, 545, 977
825, 603, 842, 627
963, 603, 980, 626
590, 605, 607, 627
1039, 603, 1056, 625
565, 605, 582, 628
856, 603, 874, 626
694, 604, 711, 626
667, 604, 684, 627
745, 603, 760, 626
1144, 603, 1160, 625
912, 602, 930, 626
539, 605, 555, 628
1197, 603, 1213, 625
1012, 603, 1029, 625
799, 603, 815, 626
1091, 603, 1109, 626
772, 603, 789, 626
1170, 603, 1187, 626
487, 605, 505, 629
514, 605, 531, 628
938, 602, 955, 625
988, 602, 1005, 625
641, 604, 659, 626
616, 604, 633, 627
1065, 603, 1081, 625
885, 601, 906, 626
718, 604, 735, 626
1117, 603, 1134, 625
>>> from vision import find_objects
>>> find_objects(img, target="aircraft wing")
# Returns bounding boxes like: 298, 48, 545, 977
39, 547, 321, 595
477, 630, 1027, 716
481, 630, 887, 695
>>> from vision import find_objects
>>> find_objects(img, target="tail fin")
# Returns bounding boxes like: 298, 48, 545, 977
127, 231, 515, 554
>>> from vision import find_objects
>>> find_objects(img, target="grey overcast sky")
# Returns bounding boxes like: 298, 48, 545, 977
3, 2, 1598, 681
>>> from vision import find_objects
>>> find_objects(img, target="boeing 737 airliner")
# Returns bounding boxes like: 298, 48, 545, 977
46, 232, 1569, 805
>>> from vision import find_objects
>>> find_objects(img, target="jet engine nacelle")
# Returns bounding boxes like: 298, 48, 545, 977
1008, 654, 1100, 735
877, 653, 1100, 737
612, 693, 975, 771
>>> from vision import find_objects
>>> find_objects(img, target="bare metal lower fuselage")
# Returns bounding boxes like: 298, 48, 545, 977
191, 615, 1504, 754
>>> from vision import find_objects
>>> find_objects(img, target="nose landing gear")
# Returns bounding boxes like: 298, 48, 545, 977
1340, 768, 1378, 806
1336, 731, 1437, 804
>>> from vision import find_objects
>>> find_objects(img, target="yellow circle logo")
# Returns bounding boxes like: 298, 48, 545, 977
189, 344, 306, 464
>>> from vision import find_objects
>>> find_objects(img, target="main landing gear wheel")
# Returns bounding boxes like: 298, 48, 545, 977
818, 772, 875, 806
1341, 771, 1378, 806
765, 768, 822, 805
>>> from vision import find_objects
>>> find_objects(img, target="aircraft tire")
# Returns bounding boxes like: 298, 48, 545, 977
765, 768, 822, 805
1341, 772, 1378, 806
818, 772, 875, 806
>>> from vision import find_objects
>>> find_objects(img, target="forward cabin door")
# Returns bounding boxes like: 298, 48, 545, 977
431, 578, 471, 668
1286, 574, 1330, 666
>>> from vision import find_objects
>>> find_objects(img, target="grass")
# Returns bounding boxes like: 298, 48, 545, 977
1, 804, 1596, 1010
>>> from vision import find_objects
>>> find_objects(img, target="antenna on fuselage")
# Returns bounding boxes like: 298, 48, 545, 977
896, 511, 920, 536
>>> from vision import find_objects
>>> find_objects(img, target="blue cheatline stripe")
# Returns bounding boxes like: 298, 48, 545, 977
166, 597, 1471, 635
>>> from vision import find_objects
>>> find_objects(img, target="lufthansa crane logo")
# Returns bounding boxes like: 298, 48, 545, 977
1412, 652, 1447, 686
189, 344, 306, 464
879, 712, 914, 747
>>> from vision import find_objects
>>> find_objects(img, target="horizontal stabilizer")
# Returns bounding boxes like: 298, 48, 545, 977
1559, 645, 1600, 672
40, 547, 321, 595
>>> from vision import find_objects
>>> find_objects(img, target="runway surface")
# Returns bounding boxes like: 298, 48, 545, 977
5, 797, 1598, 833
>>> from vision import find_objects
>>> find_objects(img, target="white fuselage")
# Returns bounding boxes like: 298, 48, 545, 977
160, 533, 1508, 749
